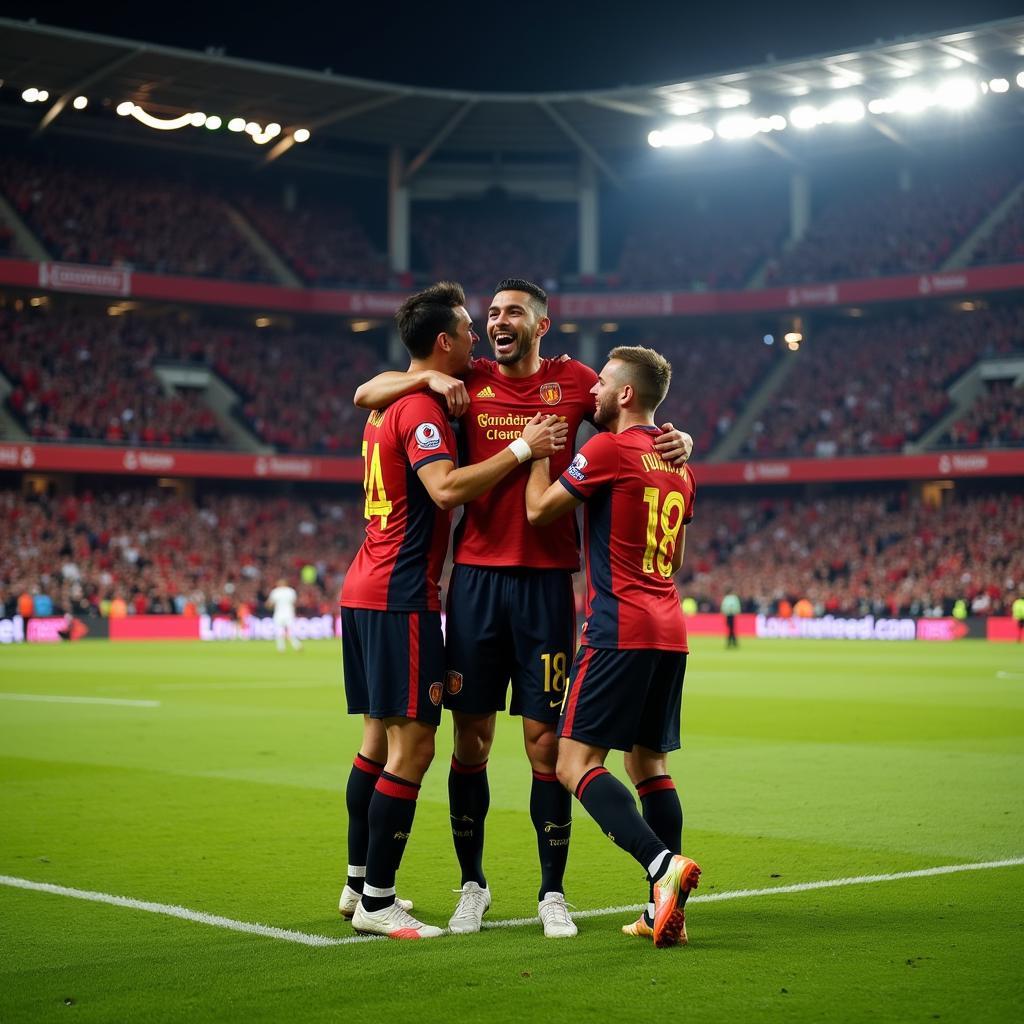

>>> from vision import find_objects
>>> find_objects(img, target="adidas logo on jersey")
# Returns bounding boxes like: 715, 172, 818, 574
476, 386, 496, 398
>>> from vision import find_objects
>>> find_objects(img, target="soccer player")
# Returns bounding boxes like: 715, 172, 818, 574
339, 281, 568, 939
266, 578, 302, 652
524, 345, 702, 948
353, 279, 692, 938
721, 590, 741, 648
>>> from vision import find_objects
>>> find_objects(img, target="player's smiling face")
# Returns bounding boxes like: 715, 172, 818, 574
487, 291, 543, 365
445, 305, 477, 373
591, 359, 625, 428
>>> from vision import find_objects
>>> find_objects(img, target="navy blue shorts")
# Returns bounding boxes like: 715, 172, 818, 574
340, 607, 445, 726
444, 565, 576, 723
558, 647, 686, 753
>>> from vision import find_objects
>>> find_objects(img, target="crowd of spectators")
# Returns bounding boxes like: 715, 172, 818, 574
969, 190, 1024, 266
740, 304, 1024, 458
0, 309, 228, 446
4, 483, 1019, 625
763, 162, 1019, 285
0, 486, 365, 621
614, 327, 779, 456
943, 379, 1024, 449
612, 195, 786, 291
412, 200, 576, 295
0, 157, 275, 282
239, 196, 390, 288
682, 489, 1024, 618
207, 327, 380, 454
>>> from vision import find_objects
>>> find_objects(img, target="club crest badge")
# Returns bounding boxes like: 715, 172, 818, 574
445, 670, 464, 695
539, 382, 562, 405
429, 682, 444, 706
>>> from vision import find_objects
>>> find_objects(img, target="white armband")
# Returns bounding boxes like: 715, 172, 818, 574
507, 438, 532, 464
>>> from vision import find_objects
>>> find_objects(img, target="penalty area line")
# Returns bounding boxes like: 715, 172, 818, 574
0, 693, 160, 708
2, 857, 1022, 948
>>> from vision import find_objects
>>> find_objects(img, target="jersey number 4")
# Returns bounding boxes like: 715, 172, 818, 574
362, 441, 393, 529
642, 487, 685, 578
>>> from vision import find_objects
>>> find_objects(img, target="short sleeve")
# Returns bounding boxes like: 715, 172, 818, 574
682, 465, 696, 525
394, 395, 455, 470
573, 359, 599, 391
558, 432, 618, 501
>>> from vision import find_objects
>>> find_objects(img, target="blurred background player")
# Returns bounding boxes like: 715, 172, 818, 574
721, 589, 741, 648
525, 345, 702, 948
339, 281, 568, 939
266, 578, 302, 652
355, 278, 693, 938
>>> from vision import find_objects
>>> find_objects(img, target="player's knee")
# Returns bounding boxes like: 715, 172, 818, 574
452, 715, 495, 763
525, 727, 559, 773
554, 748, 583, 792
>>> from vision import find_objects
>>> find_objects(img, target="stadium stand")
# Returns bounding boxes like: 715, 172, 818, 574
238, 196, 390, 288
0, 156, 275, 282
968, 190, 1024, 267
739, 304, 1024, 457
681, 488, 1024, 618
763, 160, 1020, 285
0, 485, 364, 618
412, 199, 576, 294
0, 309, 228, 447
942, 379, 1024, 449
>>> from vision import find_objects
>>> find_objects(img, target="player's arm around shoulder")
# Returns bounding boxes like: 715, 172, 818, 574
418, 412, 568, 512
526, 430, 615, 526
353, 370, 470, 418
525, 458, 580, 526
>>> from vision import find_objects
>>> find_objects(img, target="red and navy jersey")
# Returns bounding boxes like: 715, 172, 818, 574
454, 356, 597, 570
558, 425, 696, 651
340, 393, 456, 612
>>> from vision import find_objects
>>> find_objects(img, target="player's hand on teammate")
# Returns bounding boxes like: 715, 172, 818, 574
521, 412, 569, 459
655, 423, 693, 465
425, 371, 470, 417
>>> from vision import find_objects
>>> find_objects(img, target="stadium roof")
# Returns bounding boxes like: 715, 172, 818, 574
2, 15, 1024, 178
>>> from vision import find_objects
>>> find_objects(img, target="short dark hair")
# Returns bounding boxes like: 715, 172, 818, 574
607, 345, 673, 412
394, 281, 466, 360
494, 278, 548, 317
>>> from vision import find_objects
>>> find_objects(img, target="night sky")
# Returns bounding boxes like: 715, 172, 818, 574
6, 1, 1024, 91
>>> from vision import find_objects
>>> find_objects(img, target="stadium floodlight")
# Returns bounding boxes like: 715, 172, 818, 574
935, 77, 977, 109
205, 115, 222, 130
768, 114, 787, 131
36, 90, 49, 102
717, 115, 759, 139
265, 123, 282, 138
891, 86, 930, 114
763, 334, 775, 345
293, 128, 311, 143
670, 100, 701, 116
789, 105, 820, 129
718, 90, 750, 109
654, 123, 714, 146
189, 112, 207, 127
21, 87, 38, 102
72, 95, 88, 110
822, 97, 865, 123
245, 122, 261, 136
227, 117, 246, 132
130, 106, 200, 130
988, 78, 1009, 93
868, 97, 896, 114
116, 101, 135, 116
1018, 71, 1024, 88
648, 130, 665, 148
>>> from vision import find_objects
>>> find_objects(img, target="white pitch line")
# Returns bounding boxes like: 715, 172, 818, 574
996, 671, 1024, 680
0, 693, 160, 708
3, 857, 1021, 948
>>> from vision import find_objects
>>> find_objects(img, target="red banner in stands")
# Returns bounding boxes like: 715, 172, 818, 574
2, 258, 1022, 319
109, 616, 200, 641
0, 442, 364, 482
2, 441, 1021, 486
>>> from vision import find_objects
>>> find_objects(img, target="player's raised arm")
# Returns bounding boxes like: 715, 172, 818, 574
418, 413, 567, 511
654, 423, 693, 465
354, 369, 470, 417
672, 525, 687, 575
525, 457, 581, 527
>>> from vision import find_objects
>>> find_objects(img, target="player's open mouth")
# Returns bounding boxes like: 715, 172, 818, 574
492, 332, 516, 355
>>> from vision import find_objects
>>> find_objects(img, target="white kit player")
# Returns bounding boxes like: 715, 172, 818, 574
266, 579, 303, 652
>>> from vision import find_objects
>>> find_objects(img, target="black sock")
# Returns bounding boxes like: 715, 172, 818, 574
530, 770, 572, 900
448, 756, 489, 886
637, 775, 682, 918
345, 752, 384, 891
362, 771, 419, 912
574, 767, 667, 875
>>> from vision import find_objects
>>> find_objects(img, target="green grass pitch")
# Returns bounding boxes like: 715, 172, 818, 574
1, 637, 1022, 1022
